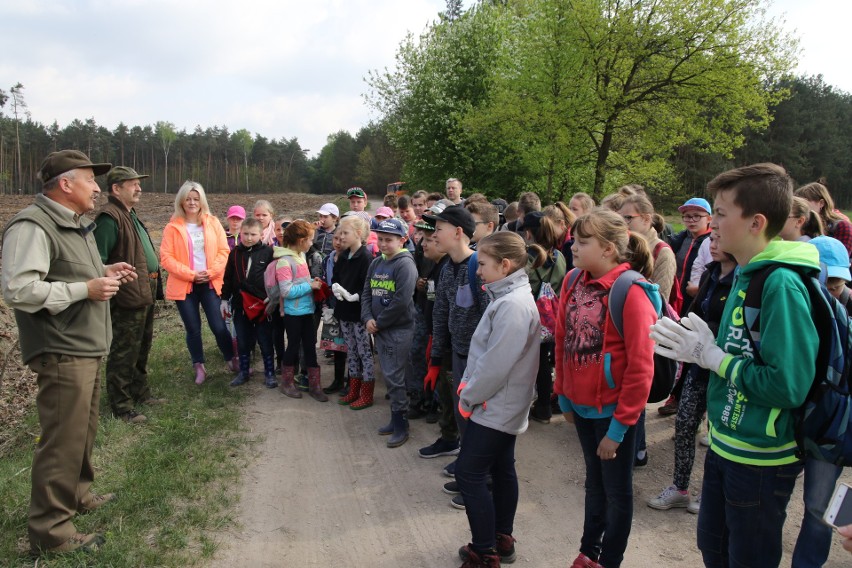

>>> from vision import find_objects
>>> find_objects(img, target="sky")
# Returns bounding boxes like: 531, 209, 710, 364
0, 0, 849, 158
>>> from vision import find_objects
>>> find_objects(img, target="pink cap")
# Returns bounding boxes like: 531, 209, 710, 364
226, 205, 246, 220
375, 206, 395, 219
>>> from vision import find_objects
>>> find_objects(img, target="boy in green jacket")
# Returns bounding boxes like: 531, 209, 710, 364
651, 163, 819, 568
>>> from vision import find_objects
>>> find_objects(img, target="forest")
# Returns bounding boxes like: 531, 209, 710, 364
1, 0, 851, 209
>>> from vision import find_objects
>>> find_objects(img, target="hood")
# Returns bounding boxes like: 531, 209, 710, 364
273, 246, 304, 263
485, 267, 530, 301
740, 240, 820, 276
578, 262, 632, 291
379, 249, 412, 263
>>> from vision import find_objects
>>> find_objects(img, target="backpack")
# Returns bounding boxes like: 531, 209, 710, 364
564, 268, 679, 403
533, 253, 564, 343
743, 264, 852, 466
653, 241, 684, 314
263, 255, 298, 316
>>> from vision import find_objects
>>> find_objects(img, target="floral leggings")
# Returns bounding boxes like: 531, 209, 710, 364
339, 320, 374, 383
673, 365, 709, 491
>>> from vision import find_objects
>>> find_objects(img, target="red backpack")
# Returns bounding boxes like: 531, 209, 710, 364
653, 241, 683, 314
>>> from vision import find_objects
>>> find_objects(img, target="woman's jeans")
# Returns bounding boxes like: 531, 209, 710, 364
573, 414, 637, 568
456, 420, 518, 554
175, 283, 234, 364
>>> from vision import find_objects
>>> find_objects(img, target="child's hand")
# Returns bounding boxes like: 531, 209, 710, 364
366, 319, 379, 334
596, 436, 620, 460
310, 278, 322, 290
220, 300, 230, 319
839, 524, 852, 554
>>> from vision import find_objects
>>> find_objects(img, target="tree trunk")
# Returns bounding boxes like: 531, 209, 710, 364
593, 121, 615, 199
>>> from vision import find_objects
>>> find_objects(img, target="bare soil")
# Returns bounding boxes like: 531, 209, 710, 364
208, 359, 852, 568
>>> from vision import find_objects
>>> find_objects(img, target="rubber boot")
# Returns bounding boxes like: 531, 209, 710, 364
230, 353, 252, 387
350, 380, 375, 410
323, 352, 346, 394
387, 410, 409, 448
262, 354, 278, 389
279, 366, 302, 398
194, 362, 207, 385
339, 377, 362, 406
378, 413, 394, 436
307, 367, 328, 402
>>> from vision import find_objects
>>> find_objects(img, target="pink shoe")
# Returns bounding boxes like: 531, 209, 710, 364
194, 363, 207, 385
571, 553, 604, 568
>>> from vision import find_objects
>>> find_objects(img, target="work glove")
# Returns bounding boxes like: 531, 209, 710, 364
650, 314, 726, 374
424, 365, 441, 391
342, 288, 359, 302
220, 300, 230, 319
331, 283, 346, 302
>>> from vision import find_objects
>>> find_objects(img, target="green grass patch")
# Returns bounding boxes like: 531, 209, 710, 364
0, 307, 254, 566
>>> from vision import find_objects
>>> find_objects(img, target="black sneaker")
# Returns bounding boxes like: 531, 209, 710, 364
419, 437, 460, 459
451, 494, 465, 510
634, 451, 648, 467
443, 460, 456, 478
443, 480, 460, 495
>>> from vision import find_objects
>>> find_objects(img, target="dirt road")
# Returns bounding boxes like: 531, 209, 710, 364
209, 360, 852, 567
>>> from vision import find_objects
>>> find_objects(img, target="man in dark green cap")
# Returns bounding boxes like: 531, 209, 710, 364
2, 149, 138, 554
94, 166, 165, 424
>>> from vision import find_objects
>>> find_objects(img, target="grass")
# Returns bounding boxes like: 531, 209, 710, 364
0, 307, 254, 567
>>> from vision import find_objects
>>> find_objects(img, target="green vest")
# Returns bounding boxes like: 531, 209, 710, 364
5, 195, 111, 363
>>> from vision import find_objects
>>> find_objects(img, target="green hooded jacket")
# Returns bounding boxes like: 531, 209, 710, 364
708, 240, 819, 465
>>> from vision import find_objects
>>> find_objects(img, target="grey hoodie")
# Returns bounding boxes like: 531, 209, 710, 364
361, 250, 417, 331
459, 268, 541, 435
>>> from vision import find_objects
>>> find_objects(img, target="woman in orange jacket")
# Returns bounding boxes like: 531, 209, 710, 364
160, 181, 235, 384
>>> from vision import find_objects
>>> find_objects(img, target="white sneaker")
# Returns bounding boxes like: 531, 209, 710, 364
688, 493, 701, 514
648, 485, 691, 510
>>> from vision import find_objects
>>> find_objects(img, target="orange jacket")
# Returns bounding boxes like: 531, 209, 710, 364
160, 215, 230, 300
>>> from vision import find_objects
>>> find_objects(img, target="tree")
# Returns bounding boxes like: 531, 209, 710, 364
10, 83, 30, 190
233, 129, 254, 192
155, 121, 176, 192
444, 0, 463, 21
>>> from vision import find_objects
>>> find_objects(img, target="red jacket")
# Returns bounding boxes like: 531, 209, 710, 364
554, 263, 656, 428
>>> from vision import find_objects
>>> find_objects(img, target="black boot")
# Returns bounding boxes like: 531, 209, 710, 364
387, 410, 409, 448
230, 353, 251, 387
406, 390, 427, 420
323, 352, 346, 394
262, 354, 278, 389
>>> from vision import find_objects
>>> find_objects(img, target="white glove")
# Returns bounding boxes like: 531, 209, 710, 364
342, 289, 359, 302
220, 300, 230, 319
331, 283, 346, 302
322, 306, 335, 325
649, 314, 727, 373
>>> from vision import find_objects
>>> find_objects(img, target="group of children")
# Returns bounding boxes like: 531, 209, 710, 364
207, 171, 852, 568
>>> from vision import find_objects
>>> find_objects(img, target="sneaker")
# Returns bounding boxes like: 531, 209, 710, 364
571, 552, 604, 568
459, 534, 517, 564
634, 450, 648, 467
647, 485, 690, 510
443, 480, 460, 495
451, 493, 465, 510
117, 410, 147, 424
688, 493, 701, 514
443, 460, 456, 478
658, 395, 678, 416
79, 492, 116, 514
39, 532, 105, 555
296, 374, 309, 392
529, 410, 551, 424
419, 437, 460, 459
229, 373, 249, 387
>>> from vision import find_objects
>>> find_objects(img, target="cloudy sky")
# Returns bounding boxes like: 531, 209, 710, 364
0, 0, 849, 157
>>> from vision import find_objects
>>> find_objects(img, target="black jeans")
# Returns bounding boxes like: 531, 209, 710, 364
282, 314, 317, 368
456, 420, 518, 554
573, 414, 637, 568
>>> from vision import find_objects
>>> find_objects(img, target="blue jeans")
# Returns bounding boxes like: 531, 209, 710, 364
456, 419, 518, 554
573, 414, 637, 568
635, 409, 646, 454
697, 450, 802, 568
233, 310, 273, 360
792, 458, 843, 568
175, 284, 234, 364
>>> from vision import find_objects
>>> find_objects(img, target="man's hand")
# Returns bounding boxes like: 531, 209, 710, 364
366, 319, 379, 334
596, 436, 620, 461
104, 262, 138, 284
650, 314, 726, 373
86, 277, 120, 301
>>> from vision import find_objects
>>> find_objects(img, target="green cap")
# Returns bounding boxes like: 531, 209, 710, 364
38, 150, 111, 184
106, 166, 149, 189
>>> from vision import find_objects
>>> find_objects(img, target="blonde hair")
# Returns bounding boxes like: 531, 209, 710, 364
173, 181, 211, 220
254, 199, 275, 217
790, 196, 825, 238
477, 231, 529, 272
572, 208, 653, 277
339, 215, 370, 244
569, 192, 595, 216
600, 193, 626, 212
795, 182, 843, 226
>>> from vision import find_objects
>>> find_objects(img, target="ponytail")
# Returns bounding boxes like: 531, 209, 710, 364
626, 232, 653, 278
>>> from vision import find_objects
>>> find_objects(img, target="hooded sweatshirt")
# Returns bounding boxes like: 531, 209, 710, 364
221, 241, 274, 306
459, 268, 541, 435
273, 246, 314, 316
361, 249, 417, 331
707, 240, 819, 466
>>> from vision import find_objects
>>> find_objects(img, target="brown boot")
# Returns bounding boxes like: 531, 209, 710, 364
350, 380, 375, 410
339, 377, 362, 405
307, 367, 328, 402
459, 545, 501, 567
279, 366, 302, 398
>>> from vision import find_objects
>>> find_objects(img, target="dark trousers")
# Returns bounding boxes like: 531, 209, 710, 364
270, 311, 285, 366
175, 283, 233, 364
233, 309, 273, 360
106, 297, 154, 416
437, 356, 458, 442
531, 342, 554, 419
452, 352, 469, 440
282, 313, 317, 368
698, 450, 802, 568
456, 420, 518, 554
574, 414, 637, 568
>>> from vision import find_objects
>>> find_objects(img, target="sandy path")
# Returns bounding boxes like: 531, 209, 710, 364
209, 360, 852, 567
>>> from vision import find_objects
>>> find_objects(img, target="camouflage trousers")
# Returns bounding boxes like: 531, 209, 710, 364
106, 299, 154, 416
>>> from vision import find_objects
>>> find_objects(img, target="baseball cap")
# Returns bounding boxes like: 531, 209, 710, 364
106, 166, 149, 188
346, 187, 367, 199
432, 204, 476, 239
38, 150, 111, 184
678, 197, 712, 215
810, 236, 852, 281
373, 218, 408, 238
375, 206, 395, 219
317, 203, 340, 217
420, 199, 453, 224
491, 198, 508, 214
518, 211, 545, 231
226, 205, 246, 220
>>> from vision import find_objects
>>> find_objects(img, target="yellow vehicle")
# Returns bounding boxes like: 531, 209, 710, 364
386, 181, 406, 196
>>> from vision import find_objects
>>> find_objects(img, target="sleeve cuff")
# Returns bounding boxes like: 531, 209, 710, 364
68, 282, 89, 302
607, 418, 629, 443
557, 395, 573, 414
430, 356, 443, 368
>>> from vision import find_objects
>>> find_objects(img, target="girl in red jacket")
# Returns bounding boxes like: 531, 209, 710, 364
554, 208, 657, 568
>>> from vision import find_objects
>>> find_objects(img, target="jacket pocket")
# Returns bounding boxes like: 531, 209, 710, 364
456, 284, 474, 308
603, 353, 616, 389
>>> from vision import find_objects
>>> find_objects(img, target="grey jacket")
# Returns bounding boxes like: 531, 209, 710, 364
361, 250, 417, 331
459, 268, 540, 435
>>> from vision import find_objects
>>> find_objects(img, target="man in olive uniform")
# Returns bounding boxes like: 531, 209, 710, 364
2, 150, 137, 554
94, 166, 165, 424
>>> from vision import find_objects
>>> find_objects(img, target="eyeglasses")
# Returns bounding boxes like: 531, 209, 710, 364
622, 215, 640, 223
681, 214, 708, 222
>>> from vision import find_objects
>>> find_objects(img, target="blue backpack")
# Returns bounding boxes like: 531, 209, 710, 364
743, 264, 852, 466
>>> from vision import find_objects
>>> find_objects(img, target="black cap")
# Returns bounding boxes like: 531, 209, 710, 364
490, 198, 508, 214
518, 211, 545, 231
433, 204, 476, 239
